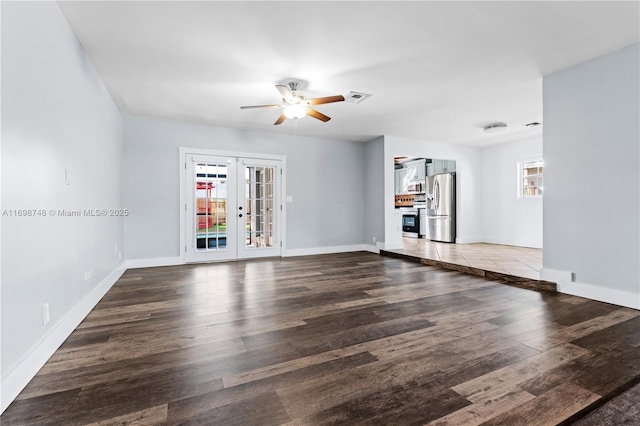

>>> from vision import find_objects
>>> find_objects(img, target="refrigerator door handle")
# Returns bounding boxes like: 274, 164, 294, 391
434, 180, 440, 211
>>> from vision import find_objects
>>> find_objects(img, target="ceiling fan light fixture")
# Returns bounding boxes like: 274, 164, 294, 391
483, 122, 508, 133
284, 105, 307, 119
241, 82, 345, 125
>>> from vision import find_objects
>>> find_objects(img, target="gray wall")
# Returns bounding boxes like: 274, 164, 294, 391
123, 116, 366, 260
543, 42, 639, 305
363, 137, 385, 246
1, 1, 124, 378
482, 136, 543, 248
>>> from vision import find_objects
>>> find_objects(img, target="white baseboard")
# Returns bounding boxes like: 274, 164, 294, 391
124, 256, 183, 269
540, 268, 573, 284
481, 236, 542, 249
558, 281, 640, 310
125, 248, 384, 265
455, 236, 484, 244
1, 264, 126, 414
541, 267, 640, 309
363, 244, 380, 254
284, 244, 370, 257
380, 241, 404, 250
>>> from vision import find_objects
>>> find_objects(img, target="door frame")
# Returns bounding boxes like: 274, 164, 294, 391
179, 147, 287, 263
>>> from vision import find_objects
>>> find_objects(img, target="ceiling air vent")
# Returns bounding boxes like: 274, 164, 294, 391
483, 122, 507, 133
345, 91, 372, 104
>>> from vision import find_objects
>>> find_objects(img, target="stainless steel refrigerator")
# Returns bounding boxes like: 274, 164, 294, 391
426, 172, 456, 243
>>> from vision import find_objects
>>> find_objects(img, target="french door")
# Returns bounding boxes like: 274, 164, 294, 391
185, 154, 282, 262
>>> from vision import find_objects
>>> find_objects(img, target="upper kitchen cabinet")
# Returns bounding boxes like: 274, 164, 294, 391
394, 168, 405, 194
395, 158, 427, 194
395, 157, 457, 196
407, 159, 426, 181
427, 159, 456, 176
403, 159, 426, 181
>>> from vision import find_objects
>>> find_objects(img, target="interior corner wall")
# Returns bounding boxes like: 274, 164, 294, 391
123, 116, 366, 261
1, 1, 125, 412
382, 135, 483, 249
543, 42, 640, 308
363, 137, 385, 248
481, 136, 543, 248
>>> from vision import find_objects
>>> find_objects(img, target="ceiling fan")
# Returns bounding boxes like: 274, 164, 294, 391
240, 82, 345, 125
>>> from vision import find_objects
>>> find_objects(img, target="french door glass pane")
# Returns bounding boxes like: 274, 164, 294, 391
244, 165, 275, 248
195, 163, 227, 251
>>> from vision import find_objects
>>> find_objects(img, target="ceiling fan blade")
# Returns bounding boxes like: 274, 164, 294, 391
307, 108, 331, 122
307, 95, 345, 106
274, 114, 287, 125
240, 104, 282, 109
275, 84, 294, 102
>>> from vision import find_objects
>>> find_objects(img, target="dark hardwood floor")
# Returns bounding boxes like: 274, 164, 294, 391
2, 252, 639, 425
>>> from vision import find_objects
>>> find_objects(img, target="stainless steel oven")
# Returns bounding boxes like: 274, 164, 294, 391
401, 208, 420, 238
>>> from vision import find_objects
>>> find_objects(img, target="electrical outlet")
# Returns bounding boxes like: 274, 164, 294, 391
85, 270, 93, 281
42, 303, 50, 325
373, 236, 376, 243
65, 169, 71, 185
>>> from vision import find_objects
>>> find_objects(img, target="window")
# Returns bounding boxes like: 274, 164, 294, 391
519, 159, 543, 198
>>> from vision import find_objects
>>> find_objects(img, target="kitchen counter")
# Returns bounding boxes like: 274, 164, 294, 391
394, 194, 416, 208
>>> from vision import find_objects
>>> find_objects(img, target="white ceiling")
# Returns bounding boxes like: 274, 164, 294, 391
57, 1, 640, 146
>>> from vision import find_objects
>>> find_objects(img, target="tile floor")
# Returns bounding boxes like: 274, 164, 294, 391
387, 238, 543, 280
